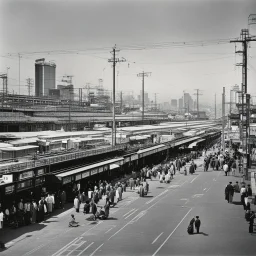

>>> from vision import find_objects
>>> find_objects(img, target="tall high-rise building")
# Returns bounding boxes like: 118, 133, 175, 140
178, 98, 183, 112
184, 93, 194, 113
171, 99, 177, 110
35, 59, 56, 97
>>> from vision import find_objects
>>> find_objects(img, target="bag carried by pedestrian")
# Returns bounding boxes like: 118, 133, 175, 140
187, 224, 193, 234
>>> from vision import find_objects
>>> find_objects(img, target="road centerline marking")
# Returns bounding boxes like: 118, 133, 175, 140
152, 232, 164, 244
124, 209, 138, 219
89, 243, 104, 256
152, 208, 193, 256
76, 242, 94, 256
190, 175, 199, 183
123, 208, 136, 217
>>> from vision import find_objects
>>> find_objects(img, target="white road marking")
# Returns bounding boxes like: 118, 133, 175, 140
152, 232, 164, 244
81, 221, 103, 236
130, 210, 147, 223
105, 227, 115, 233
123, 208, 136, 217
52, 237, 81, 256
89, 243, 104, 256
125, 209, 138, 219
168, 184, 180, 188
108, 210, 147, 240
152, 208, 193, 256
146, 189, 168, 204
22, 244, 46, 256
203, 188, 207, 191
76, 242, 94, 256
192, 194, 204, 198
66, 241, 86, 256
190, 175, 199, 183
206, 187, 211, 192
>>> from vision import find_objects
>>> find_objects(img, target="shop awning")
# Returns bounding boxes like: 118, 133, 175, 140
56, 157, 124, 179
188, 142, 197, 149
110, 164, 120, 170
188, 138, 206, 148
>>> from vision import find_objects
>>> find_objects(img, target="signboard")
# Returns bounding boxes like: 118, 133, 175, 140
2, 174, 13, 183
250, 126, 256, 136
35, 177, 45, 186
91, 168, 98, 175
82, 171, 90, 178
17, 180, 33, 191
36, 168, 45, 176
75, 174, 82, 181
5, 184, 15, 194
131, 154, 138, 161
19, 171, 34, 180
63, 176, 72, 185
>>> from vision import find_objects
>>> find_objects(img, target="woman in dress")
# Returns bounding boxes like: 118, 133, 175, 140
31, 200, 37, 224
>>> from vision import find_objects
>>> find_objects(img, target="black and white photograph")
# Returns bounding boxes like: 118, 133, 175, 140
0, 0, 256, 255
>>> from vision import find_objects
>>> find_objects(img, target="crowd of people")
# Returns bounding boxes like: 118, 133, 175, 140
0, 191, 67, 229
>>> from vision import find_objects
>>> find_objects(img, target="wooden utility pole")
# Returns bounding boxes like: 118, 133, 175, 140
222, 87, 226, 152
137, 71, 151, 123
108, 45, 126, 146
215, 93, 216, 119
231, 29, 256, 176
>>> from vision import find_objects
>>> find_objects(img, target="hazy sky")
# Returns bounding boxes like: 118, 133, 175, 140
1, 0, 256, 105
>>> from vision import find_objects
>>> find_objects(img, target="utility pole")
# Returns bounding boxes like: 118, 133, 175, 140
154, 93, 159, 111
26, 78, 34, 96
222, 87, 226, 152
215, 93, 216, 119
194, 89, 203, 119
120, 91, 123, 113
0, 74, 7, 110
231, 29, 256, 178
18, 53, 21, 95
108, 45, 126, 146
137, 71, 151, 124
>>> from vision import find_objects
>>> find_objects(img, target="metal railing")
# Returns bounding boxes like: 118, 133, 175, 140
0, 144, 126, 174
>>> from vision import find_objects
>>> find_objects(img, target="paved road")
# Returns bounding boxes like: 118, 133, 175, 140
1, 162, 256, 256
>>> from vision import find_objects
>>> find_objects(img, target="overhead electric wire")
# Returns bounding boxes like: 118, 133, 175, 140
1, 37, 240, 58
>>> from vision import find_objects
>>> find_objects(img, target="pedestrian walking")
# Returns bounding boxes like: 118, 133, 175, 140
223, 163, 229, 176
195, 216, 201, 233
240, 184, 247, 210
74, 196, 80, 213
225, 182, 234, 203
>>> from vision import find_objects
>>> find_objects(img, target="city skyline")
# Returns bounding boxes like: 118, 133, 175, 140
1, 0, 256, 105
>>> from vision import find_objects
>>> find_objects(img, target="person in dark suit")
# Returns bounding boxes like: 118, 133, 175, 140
195, 216, 201, 233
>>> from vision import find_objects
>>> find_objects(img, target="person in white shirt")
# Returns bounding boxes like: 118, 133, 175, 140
18, 199, 24, 211
0, 209, 4, 229
223, 163, 229, 176
240, 185, 247, 210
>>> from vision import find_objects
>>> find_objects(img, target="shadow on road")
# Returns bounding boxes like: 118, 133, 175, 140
232, 201, 242, 206
194, 232, 209, 236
